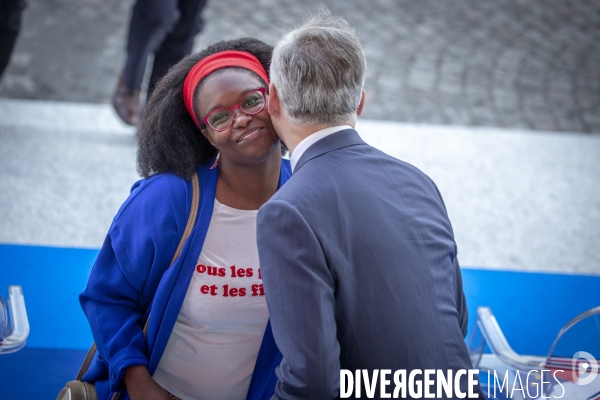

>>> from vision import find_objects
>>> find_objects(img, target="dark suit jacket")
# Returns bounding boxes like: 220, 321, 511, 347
257, 129, 483, 399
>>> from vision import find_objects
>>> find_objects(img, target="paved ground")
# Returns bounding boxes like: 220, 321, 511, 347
2, 99, 599, 275
0, 1, 599, 274
1, 0, 599, 133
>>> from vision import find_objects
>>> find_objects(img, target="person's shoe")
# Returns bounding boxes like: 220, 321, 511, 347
112, 75, 141, 126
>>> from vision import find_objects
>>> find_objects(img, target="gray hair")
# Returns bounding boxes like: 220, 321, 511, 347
270, 11, 366, 126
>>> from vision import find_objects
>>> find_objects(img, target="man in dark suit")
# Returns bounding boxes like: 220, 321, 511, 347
257, 11, 485, 399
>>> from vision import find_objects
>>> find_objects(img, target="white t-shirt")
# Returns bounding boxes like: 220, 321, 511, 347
153, 199, 269, 400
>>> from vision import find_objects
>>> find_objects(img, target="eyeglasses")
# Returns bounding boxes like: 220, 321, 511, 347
200, 87, 268, 132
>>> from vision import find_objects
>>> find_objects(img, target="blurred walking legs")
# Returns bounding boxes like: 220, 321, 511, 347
113, 0, 208, 125
0, 0, 27, 81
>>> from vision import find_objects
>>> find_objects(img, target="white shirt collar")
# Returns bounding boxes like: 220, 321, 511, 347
290, 125, 352, 172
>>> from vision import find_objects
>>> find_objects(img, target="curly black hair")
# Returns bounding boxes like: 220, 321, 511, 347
137, 38, 274, 179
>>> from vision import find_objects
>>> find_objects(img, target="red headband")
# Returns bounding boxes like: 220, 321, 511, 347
183, 50, 270, 129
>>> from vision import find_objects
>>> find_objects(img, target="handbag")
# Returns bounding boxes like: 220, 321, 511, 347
57, 172, 200, 400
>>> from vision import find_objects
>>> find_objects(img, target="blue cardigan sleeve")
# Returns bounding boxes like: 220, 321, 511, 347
80, 173, 190, 392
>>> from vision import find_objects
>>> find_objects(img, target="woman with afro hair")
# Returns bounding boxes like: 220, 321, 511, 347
80, 37, 289, 400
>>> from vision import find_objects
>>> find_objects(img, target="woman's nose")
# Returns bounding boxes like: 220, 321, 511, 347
232, 108, 252, 128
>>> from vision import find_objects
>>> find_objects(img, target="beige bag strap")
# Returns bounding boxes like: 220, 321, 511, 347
142, 171, 200, 336
76, 342, 97, 380
76, 172, 200, 386
169, 172, 201, 267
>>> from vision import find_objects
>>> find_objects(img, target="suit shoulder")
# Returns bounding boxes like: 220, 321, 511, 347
364, 145, 438, 184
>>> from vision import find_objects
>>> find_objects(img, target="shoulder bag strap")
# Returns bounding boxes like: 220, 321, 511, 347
142, 171, 200, 335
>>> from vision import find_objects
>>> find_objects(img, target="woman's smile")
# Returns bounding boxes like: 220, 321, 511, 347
237, 126, 263, 143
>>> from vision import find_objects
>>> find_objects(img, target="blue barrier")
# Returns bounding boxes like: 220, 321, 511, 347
1, 243, 599, 399
1, 243, 599, 353
462, 268, 600, 357
0, 243, 97, 349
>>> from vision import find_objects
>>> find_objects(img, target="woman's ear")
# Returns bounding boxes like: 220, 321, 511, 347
201, 127, 217, 148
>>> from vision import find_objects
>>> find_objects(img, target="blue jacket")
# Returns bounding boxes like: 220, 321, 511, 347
80, 160, 290, 400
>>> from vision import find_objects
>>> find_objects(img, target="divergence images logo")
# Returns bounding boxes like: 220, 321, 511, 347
573, 351, 598, 386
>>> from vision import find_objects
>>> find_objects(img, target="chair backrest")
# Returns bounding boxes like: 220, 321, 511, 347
0, 285, 30, 354
545, 306, 600, 377
0, 293, 6, 343
466, 306, 544, 371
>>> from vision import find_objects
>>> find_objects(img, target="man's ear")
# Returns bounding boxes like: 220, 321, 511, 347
356, 89, 366, 117
268, 83, 280, 117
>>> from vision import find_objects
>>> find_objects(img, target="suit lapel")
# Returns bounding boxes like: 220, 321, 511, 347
294, 129, 365, 172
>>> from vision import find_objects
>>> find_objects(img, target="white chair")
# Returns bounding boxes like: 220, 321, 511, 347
467, 305, 600, 399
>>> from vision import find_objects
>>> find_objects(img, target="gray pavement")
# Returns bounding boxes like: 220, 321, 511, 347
1, 0, 600, 133
1, 99, 599, 275
0, 1, 599, 275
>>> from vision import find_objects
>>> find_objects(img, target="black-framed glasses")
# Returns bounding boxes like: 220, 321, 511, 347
200, 87, 267, 132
